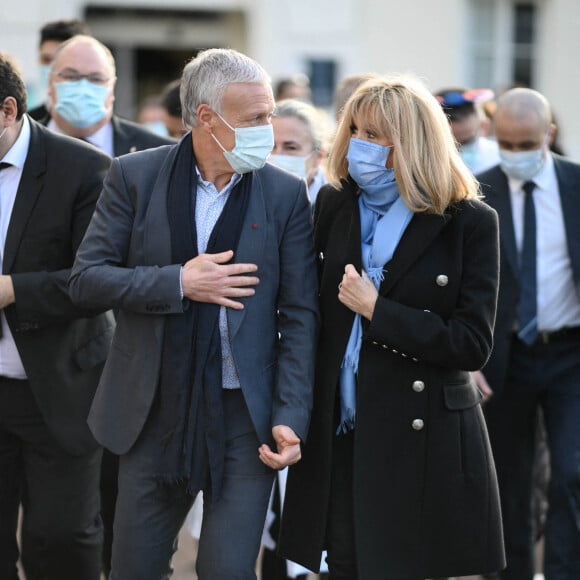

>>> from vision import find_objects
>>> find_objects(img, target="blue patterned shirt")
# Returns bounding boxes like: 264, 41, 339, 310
195, 168, 242, 389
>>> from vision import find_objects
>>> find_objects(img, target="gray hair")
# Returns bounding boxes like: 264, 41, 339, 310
274, 98, 331, 152
180, 48, 271, 129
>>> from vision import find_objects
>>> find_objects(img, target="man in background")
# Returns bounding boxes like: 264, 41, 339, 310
42, 34, 174, 156
160, 78, 187, 139
28, 19, 91, 121
476, 87, 580, 580
436, 86, 500, 175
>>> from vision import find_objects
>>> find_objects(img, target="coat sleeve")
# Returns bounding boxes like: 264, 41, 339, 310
270, 181, 319, 442
68, 156, 184, 314
365, 204, 500, 371
9, 148, 111, 329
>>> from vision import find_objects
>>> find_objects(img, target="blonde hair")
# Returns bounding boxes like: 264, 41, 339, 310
328, 74, 480, 214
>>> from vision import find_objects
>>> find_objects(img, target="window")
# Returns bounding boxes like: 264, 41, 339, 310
512, 3, 536, 86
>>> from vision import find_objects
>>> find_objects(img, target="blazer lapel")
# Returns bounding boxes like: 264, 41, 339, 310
555, 157, 580, 285
112, 116, 132, 156
142, 147, 176, 266
486, 171, 518, 277
378, 211, 450, 296
227, 174, 267, 339
3, 122, 46, 273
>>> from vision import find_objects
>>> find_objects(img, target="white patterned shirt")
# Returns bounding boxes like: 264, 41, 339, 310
195, 168, 242, 389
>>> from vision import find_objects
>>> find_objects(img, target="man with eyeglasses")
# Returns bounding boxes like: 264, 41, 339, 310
42, 35, 173, 157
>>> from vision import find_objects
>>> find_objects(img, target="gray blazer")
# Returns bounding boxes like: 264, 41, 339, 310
69, 144, 318, 455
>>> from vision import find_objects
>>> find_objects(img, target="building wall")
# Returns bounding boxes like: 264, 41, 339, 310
1, 0, 579, 158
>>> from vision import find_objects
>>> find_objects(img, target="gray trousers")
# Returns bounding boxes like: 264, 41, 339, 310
110, 389, 275, 580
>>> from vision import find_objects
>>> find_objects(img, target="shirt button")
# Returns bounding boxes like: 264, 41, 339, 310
412, 419, 424, 431
436, 274, 448, 287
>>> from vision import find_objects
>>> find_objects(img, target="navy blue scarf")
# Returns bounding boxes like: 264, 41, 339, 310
154, 136, 251, 501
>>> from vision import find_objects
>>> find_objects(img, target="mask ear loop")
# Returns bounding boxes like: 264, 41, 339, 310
210, 110, 236, 154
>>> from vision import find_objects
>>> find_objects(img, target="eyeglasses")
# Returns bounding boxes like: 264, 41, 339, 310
54, 71, 112, 85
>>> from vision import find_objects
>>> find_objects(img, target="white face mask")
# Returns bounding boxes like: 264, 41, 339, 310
269, 153, 309, 180
211, 112, 274, 174
499, 148, 545, 181
499, 132, 549, 181
459, 138, 479, 171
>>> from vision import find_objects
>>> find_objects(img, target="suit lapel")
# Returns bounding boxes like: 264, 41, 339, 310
227, 174, 267, 339
378, 211, 450, 295
143, 148, 175, 266
112, 116, 132, 156
3, 121, 46, 273
483, 169, 518, 277
555, 157, 580, 285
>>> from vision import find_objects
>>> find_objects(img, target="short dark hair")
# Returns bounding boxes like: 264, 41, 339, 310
161, 79, 182, 118
0, 52, 27, 120
39, 19, 91, 46
435, 87, 477, 122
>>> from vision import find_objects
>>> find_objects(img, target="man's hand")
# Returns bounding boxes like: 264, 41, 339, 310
258, 425, 301, 470
181, 250, 259, 310
471, 370, 493, 404
338, 264, 378, 320
0, 275, 15, 309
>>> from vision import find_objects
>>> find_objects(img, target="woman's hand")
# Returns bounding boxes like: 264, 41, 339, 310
338, 264, 378, 320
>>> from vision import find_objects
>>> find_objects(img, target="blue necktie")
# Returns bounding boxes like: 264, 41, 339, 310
517, 180, 538, 345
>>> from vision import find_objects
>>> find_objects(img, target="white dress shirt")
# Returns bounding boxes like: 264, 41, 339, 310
508, 153, 580, 332
0, 116, 30, 378
47, 118, 114, 157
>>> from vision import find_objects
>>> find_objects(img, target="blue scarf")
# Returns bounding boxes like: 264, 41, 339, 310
337, 181, 413, 434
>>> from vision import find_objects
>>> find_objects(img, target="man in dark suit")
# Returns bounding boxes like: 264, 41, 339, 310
69, 48, 318, 579
475, 87, 580, 580
41, 34, 174, 156
0, 53, 114, 580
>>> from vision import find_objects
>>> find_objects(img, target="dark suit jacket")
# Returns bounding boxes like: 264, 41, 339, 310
4, 118, 115, 455
109, 116, 175, 156
477, 155, 580, 395
68, 144, 319, 455
38, 113, 175, 156
281, 181, 505, 579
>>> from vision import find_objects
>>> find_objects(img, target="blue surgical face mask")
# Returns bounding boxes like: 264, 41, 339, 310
459, 138, 479, 171
499, 147, 546, 181
346, 138, 395, 188
143, 121, 169, 137
211, 112, 274, 174
54, 79, 109, 129
38, 65, 51, 99
269, 153, 309, 180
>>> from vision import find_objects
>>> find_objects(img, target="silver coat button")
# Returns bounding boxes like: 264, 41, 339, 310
436, 274, 448, 287
412, 419, 424, 431
412, 380, 425, 392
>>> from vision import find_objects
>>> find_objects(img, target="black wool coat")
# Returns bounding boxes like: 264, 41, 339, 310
280, 180, 506, 579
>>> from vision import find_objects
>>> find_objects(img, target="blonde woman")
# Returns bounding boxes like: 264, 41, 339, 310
279, 75, 505, 579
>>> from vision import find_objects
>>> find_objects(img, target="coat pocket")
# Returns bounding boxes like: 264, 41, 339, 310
74, 325, 115, 370
443, 380, 482, 410
443, 380, 483, 476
